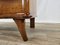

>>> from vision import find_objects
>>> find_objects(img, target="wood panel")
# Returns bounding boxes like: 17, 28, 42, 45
24, 0, 29, 15
0, 0, 23, 14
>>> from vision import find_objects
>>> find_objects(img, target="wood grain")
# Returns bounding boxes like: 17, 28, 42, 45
14, 19, 28, 41
0, 0, 35, 41
0, 0, 29, 16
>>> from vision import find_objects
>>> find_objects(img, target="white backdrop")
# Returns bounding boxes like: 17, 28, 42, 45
36, 0, 60, 23
0, 0, 60, 23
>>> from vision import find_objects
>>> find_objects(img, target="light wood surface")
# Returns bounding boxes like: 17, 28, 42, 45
0, 22, 59, 45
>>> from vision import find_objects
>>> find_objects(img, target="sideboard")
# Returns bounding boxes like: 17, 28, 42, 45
0, 0, 35, 41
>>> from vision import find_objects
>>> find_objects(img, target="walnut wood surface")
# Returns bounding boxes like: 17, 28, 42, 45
0, 0, 35, 41
0, 0, 29, 16
14, 19, 28, 41
0, 0, 23, 14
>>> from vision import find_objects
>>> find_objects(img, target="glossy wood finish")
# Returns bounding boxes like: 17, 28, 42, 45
0, 0, 22, 14
14, 19, 28, 41
0, 0, 29, 17
0, 0, 35, 41
24, 0, 30, 15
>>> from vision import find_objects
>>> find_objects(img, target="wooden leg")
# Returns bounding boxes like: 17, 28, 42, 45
30, 18, 35, 28
14, 19, 28, 41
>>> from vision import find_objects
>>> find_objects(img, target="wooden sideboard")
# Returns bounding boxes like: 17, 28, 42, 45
0, 0, 35, 41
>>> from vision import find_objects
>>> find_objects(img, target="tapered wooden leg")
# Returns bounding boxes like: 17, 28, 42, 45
30, 18, 35, 28
14, 19, 28, 41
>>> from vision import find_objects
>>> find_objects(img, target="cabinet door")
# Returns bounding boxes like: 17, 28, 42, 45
0, 0, 23, 14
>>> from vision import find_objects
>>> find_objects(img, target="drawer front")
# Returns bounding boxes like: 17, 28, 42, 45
0, 0, 23, 14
